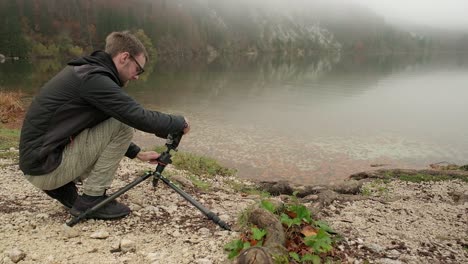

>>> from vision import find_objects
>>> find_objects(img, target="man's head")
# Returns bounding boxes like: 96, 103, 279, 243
105, 31, 149, 85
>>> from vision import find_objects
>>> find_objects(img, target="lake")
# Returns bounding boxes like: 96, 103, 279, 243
2, 52, 467, 185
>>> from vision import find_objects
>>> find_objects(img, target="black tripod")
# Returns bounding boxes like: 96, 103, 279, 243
66, 133, 231, 231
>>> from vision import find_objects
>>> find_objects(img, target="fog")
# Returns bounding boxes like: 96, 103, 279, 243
224, 0, 468, 31
351, 0, 468, 30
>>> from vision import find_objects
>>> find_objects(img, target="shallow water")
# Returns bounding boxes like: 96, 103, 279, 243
130, 53, 468, 184
3, 52, 468, 184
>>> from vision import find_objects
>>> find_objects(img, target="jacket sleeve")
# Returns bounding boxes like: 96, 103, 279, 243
125, 142, 141, 159
80, 74, 186, 137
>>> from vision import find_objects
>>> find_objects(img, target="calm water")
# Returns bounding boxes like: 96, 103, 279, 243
2, 52, 468, 184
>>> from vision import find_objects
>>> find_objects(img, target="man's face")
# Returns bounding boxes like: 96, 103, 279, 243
116, 52, 146, 85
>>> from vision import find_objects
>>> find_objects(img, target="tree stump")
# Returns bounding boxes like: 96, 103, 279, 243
236, 208, 287, 264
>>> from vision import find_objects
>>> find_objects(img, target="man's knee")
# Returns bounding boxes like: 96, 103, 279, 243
118, 121, 134, 141
107, 118, 133, 141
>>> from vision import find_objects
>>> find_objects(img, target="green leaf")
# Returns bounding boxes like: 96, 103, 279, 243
302, 254, 321, 264
243, 242, 251, 249
315, 220, 335, 234
280, 213, 294, 227
289, 252, 300, 261
260, 200, 276, 213
225, 239, 243, 259
304, 229, 333, 253
290, 204, 312, 223
251, 227, 267, 241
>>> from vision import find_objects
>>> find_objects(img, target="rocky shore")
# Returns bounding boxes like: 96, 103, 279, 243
0, 149, 467, 264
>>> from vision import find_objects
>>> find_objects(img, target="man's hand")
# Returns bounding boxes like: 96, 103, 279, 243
136, 151, 160, 164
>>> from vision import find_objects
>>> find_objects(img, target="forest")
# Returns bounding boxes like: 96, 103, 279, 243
0, 0, 467, 62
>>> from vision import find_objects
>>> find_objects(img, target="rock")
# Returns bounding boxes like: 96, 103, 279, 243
377, 258, 404, 264
9, 147, 18, 152
130, 204, 142, 211
172, 230, 181, 237
385, 249, 401, 259
449, 191, 468, 204
90, 230, 109, 239
62, 224, 80, 238
35, 213, 49, 219
170, 175, 194, 188
258, 181, 293, 196
110, 239, 121, 253
3, 256, 14, 264
366, 243, 384, 253
302, 194, 319, 202
195, 258, 212, 264
198, 227, 211, 236
120, 238, 136, 253
7, 248, 26, 263
237, 247, 274, 264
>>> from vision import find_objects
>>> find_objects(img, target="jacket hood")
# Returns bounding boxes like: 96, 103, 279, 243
68, 50, 122, 86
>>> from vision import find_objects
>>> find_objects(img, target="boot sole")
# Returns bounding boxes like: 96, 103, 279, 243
70, 208, 130, 220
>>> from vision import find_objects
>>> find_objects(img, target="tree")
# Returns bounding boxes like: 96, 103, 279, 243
0, 0, 30, 57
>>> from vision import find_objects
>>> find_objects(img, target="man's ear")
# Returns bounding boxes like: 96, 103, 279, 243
117, 52, 129, 65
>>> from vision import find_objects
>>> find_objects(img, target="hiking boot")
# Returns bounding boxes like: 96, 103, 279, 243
43, 181, 78, 208
70, 194, 131, 219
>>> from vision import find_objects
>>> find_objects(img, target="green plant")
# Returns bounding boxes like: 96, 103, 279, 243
360, 180, 390, 197
260, 200, 277, 213
188, 175, 211, 190
224, 227, 267, 259
289, 252, 321, 264
226, 197, 336, 262
173, 152, 236, 177
226, 179, 270, 197
398, 173, 468, 183
153, 146, 237, 177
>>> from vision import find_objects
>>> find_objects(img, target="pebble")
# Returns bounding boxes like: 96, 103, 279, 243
62, 224, 80, 238
198, 227, 211, 236
90, 230, 110, 239
366, 243, 384, 253
120, 238, 136, 253
7, 248, 26, 263
195, 258, 212, 264
172, 230, 181, 237
385, 249, 401, 259
35, 213, 49, 219
377, 258, 404, 264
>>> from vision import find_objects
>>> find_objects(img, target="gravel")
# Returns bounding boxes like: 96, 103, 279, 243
1, 152, 467, 263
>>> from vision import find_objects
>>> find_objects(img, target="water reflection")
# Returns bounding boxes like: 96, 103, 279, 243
2, 52, 467, 184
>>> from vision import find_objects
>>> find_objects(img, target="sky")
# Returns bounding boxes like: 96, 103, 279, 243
351, 0, 468, 30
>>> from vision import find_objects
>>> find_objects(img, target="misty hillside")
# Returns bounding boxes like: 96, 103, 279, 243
1, 0, 460, 60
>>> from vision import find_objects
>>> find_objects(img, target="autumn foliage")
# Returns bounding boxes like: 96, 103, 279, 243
0, 91, 24, 127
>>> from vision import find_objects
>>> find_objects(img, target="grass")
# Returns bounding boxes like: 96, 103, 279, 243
154, 145, 237, 178
0, 126, 20, 151
361, 179, 390, 197
0, 91, 23, 155
226, 179, 270, 197
153, 145, 238, 190
397, 173, 468, 183
0, 91, 24, 123
188, 175, 212, 190
374, 170, 468, 183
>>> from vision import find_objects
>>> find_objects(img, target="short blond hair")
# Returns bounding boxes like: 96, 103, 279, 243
105, 31, 149, 62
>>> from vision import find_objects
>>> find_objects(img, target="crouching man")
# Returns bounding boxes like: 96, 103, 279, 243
19, 31, 190, 219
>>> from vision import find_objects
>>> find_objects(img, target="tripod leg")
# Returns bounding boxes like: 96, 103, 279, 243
66, 171, 153, 227
156, 172, 231, 231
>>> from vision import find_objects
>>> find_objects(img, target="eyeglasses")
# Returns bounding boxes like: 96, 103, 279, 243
129, 54, 145, 75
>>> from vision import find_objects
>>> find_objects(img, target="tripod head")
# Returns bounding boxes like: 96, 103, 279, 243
165, 132, 183, 151
153, 132, 183, 179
